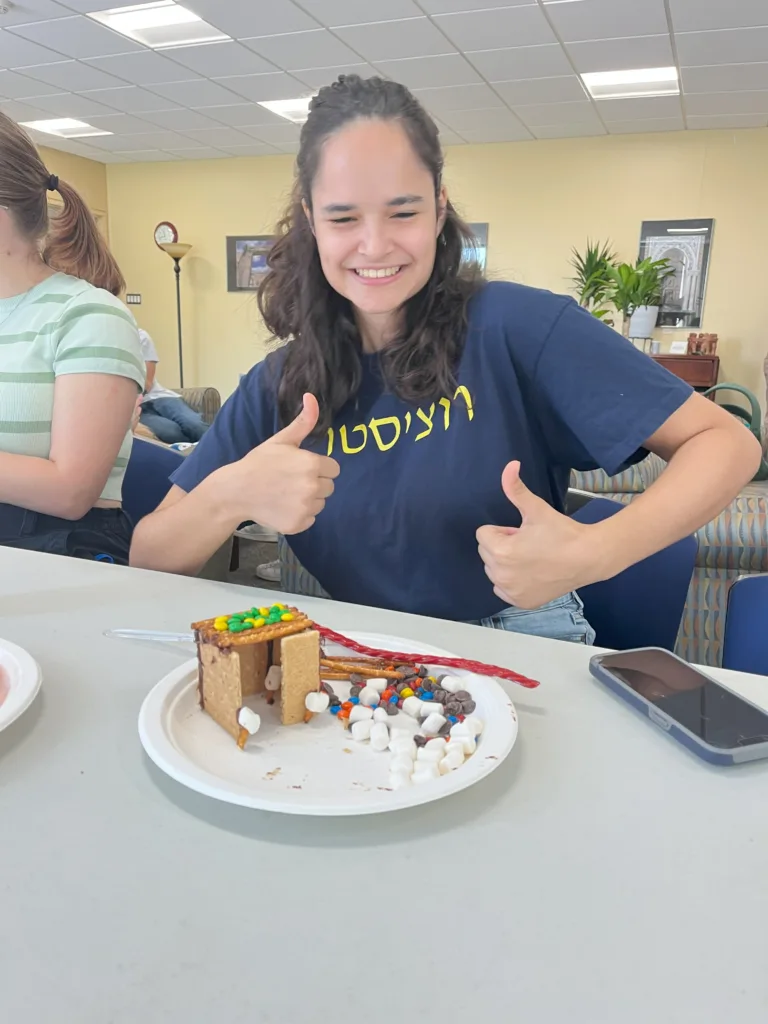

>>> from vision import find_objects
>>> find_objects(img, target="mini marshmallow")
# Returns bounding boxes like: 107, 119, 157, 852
237, 707, 261, 734
416, 745, 444, 764
372, 707, 390, 724
425, 738, 448, 755
390, 753, 415, 775
450, 722, 471, 738
418, 701, 445, 718
349, 704, 374, 724
366, 677, 388, 694
402, 695, 424, 719
304, 691, 330, 714
454, 735, 477, 755
445, 739, 466, 759
389, 736, 416, 759
359, 685, 380, 707
440, 676, 462, 694
350, 719, 373, 742
264, 665, 282, 692
388, 769, 412, 790
370, 722, 390, 752
412, 762, 440, 783
463, 715, 484, 737
439, 749, 465, 774
421, 712, 447, 737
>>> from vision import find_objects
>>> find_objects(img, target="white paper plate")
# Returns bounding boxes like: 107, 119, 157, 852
0, 637, 42, 734
138, 632, 519, 816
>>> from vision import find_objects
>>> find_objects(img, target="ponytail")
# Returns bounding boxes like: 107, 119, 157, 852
0, 111, 125, 296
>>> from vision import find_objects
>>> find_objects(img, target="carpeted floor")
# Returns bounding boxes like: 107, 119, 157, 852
227, 538, 280, 590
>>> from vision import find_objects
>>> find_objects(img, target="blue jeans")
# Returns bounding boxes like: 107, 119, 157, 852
140, 397, 209, 445
469, 591, 596, 645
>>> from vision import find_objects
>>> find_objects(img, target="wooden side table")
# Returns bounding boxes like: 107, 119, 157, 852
652, 354, 719, 394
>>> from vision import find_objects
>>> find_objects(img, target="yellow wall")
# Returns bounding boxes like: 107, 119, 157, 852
38, 145, 109, 219
107, 127, 768, 403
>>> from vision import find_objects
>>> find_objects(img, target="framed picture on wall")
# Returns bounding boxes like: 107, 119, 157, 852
637, 218, 714, 328
463, 222, 488, 272
226, 235, 276, 291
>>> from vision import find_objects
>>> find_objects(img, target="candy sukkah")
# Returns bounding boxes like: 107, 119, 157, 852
192, 604, 539, 787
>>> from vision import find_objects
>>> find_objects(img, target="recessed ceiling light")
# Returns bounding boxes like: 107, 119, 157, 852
258, 97, 315, 124
88, 1, 228, 49
581, 67, 679, 100
20, 118, 113, 139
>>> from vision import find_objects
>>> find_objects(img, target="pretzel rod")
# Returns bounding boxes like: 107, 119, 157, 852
315, 624, 540, 689
320, 660, 403, 680
319, 671, 353, 681
321, 655, 397, 665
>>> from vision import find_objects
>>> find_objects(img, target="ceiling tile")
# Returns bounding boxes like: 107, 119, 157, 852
192, 103, 287, 127
494, 76, 588, 105
84, 51, 206, 86
177, 126, 257, 147
594, 95, 683, 120
292, 63, 378, 88
148, 79, 246, 107
78, 86, 180, 113
566, 34, 674, 73
297, 0, 422, 23
86, 113, 166, 134
135, 108, 225, 130
218, 142, 282, 156
433, 7, 556, 51
243, 29, 360, 70
0, 1, 73, 26
420, 0, 533, 11
437, 106, 525, 132
685, 91, 768, 115
433, 123, 464, 144
682, 63, 768, 94
531, 123, 607, 139
466, 44, 573, 82
687, 113, 768, 129
165, 147, 230, 159
334, 18, 456, 61
676, 28, 768, 67
670, 0, 768, 32
81, 132, 164, 152
413, 82, 505, 112
21, 91, 123, 117
241, 122, 302, 145
460, 123, 534, 143
0, 32, 69, 68
0, 69, 63, 99
373, 54, 482, 90
9, 16, 143, 59
544, 0, 668, 42
181, 0, 320, 36
111, 150, 181, 161
212, 72, 310, 102
18, 60, 128, 92
606, 117, 685, 134
513, 100, 603, 127
0, 98, 61, 121
158, 41, 277, 78
55, 0, 141, 10
116, 131, 196, 151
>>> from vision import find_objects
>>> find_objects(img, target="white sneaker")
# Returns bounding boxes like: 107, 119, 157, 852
235, 523, 279, 543
256, 560, 281, 583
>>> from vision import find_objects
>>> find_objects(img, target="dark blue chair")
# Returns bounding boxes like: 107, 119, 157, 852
122, 438, 183, 524
572, 496, 697, 651
723, 574, 768, 675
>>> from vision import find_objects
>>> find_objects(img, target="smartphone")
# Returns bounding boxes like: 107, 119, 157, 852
589, 647, 768, 765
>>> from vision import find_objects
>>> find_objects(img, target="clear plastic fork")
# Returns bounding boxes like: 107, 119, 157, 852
104, 628, 195, 644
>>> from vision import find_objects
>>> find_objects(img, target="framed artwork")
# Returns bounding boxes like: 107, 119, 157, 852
463, 222, 488, 272
638, 218, 714, 328
226, 235, 276, 291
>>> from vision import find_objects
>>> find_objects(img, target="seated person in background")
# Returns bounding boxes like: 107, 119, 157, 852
137, 328, 209, 445
0, 114, 144, 565
130, 77, 761, 640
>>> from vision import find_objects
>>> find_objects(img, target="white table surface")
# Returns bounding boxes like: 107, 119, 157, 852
1, 548, 766, 1024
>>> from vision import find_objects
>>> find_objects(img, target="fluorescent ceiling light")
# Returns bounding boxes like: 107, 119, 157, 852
582, 67, 679, 100
20, 118, 113, 139
89, 1, 228, 48
258, 96, 314, 124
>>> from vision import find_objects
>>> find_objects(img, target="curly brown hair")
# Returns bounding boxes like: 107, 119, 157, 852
258, 74, 483, 434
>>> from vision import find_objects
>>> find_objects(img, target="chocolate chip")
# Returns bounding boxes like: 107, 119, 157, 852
349, 673, 364, 686
329, 696, 341, 707
385, 703, 399, 716
413, 734, 427, 747
350, 685, 362, 697
445, 701, 462, 717
418, 666, 429, 678
461, 699, 477, 714
421, 679, 434, 692
433, 688, 447, 704
454, 690, 471, 700
395, 682, 407, 693
438, 720, 452, 736
435, 674, 447, 684
320, 681, 335, 695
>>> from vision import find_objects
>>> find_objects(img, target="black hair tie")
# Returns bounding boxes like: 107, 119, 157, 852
46, 174, 59, 192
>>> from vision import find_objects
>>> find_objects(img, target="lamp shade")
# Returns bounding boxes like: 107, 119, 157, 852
159, 242, 192, 260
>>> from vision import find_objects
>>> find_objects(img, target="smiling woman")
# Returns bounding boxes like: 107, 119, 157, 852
130, 75, 760, 646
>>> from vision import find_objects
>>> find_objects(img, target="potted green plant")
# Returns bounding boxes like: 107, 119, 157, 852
605, 257, 675, 338
568, 240, 617, 325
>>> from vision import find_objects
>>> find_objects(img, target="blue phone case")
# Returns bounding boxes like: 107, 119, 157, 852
589, 647, 768, 766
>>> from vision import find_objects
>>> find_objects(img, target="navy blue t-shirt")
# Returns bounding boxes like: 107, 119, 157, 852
172, 282, 691, 621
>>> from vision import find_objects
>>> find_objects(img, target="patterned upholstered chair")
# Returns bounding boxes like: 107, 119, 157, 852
571, 456, 768, 667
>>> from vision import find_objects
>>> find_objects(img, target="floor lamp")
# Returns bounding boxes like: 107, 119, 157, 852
159, 242, 192, 389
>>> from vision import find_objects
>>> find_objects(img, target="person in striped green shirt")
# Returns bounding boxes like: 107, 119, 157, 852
0, 113, 144, 564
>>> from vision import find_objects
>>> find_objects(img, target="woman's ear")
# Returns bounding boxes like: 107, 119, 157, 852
436, 185, 448, 235
301, 199, 316, 236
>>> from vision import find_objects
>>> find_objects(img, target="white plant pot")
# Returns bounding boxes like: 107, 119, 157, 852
628, 305, 659, 339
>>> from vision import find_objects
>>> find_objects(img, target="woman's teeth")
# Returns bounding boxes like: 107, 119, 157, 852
355, 267, 401, 278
